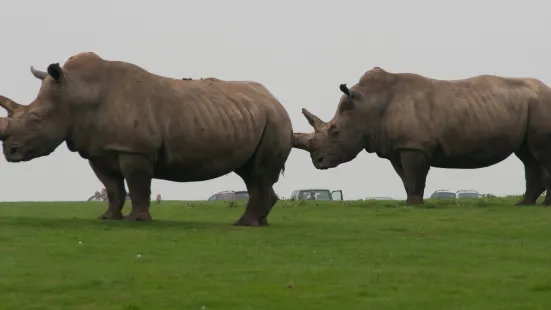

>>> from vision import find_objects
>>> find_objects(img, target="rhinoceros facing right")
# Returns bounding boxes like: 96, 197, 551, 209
0, 52, 293, 226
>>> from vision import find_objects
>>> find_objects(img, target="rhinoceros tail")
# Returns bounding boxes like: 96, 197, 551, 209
281, 164, 285, 177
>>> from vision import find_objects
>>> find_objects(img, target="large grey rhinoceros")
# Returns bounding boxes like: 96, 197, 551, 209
0, 52, 293, 226
293, 66, 551, 205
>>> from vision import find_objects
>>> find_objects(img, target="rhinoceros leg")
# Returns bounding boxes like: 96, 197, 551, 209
233, 126, 290, 226
514, 147, 545, 205
399, 150, 430, 205
119, 154, 153, 221
542, 169, 551, 205
89, 158, 126, 220
234, 179, 273, 227
389, 158, 425, 200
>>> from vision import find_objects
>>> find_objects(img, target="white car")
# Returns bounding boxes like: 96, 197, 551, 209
365, 197, 395, 200
429, 189, 483, 199
289, 188, 343, 201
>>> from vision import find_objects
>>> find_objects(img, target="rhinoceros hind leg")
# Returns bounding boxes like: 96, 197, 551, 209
233, 124, 291, 226
89, 157, 127, 220
399, 150, 430, 205
514, 146, 546, 205
124, 210, 153, 221
98, 211, 125, 220
233, 180, 272, 227
119, 154, 153, 222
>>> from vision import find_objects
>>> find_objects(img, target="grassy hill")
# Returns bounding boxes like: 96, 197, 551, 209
0, 198, 550, 310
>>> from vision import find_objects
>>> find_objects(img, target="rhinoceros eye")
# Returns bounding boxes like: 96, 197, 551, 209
27, 113, 43, 125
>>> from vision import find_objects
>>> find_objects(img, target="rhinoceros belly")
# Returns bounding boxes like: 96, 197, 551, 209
152, 99, 265, 182
429, 123, 526, 169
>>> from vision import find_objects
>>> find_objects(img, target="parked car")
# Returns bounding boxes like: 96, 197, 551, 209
429, 189, 483, 200
365, 196, 395, 200
429, 189, 457, 199
289, 188, 343, 201
456, 189, 483, 199
207, 190, 249, 201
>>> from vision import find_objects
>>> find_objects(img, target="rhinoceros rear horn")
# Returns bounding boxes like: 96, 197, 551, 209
0, 95, 22, 116
30, 66, 48, 80
339, 84, 351, 97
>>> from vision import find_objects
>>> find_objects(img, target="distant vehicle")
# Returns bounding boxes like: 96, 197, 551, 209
365, 197, 395, 200
289, 188, 343, 201
208, 190, 250, 201
456, 189, 483, 199
429, 189, 483, 200
429, 189, 457, 199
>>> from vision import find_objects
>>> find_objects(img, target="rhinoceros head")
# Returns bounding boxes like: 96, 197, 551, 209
293, 84, 365, 170
0, 64, 73, 163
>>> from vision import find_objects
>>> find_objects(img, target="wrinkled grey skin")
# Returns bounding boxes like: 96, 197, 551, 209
294, 67, 551, 206
0, 52, 293, 226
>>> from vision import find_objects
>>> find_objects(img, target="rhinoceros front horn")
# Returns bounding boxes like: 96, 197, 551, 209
293, 132, 313, 152
30, 66, 48, 80
0, 95, 23, 116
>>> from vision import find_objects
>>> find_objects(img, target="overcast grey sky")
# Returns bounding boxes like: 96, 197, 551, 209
0, 0, 550, 201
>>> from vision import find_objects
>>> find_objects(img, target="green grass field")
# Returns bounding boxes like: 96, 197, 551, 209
1, 198, 550, 310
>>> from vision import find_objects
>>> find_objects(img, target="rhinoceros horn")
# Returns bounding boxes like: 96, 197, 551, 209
0, 95, 23, 117
301, 108, 325, 129
30, 66, 48, 80
293, 132, 313, 152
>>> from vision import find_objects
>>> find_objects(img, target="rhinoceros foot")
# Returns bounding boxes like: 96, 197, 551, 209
233, 214, 269, 227
97, 210, 124, 220
124, 211, 152, 221
405, 196, 424, 205
515, 200, 537, 206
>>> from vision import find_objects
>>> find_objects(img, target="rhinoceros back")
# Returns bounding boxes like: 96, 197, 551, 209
151, 78, 290, 181
84, 61, 291, 182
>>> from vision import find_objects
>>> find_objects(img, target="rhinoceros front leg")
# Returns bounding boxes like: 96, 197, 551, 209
389, 157, 425, 200
399, 150, 430, 205
89, 157, 126, 220
119, 154, 153, 221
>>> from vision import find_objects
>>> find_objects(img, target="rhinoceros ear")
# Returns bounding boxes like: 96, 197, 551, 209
339, 84, 351, 97
338, 84, 356, 112
47, 63, 63, 81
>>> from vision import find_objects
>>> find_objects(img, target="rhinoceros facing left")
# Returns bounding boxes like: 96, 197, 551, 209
293, 67, 551, 206
0, 52, 293, 226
